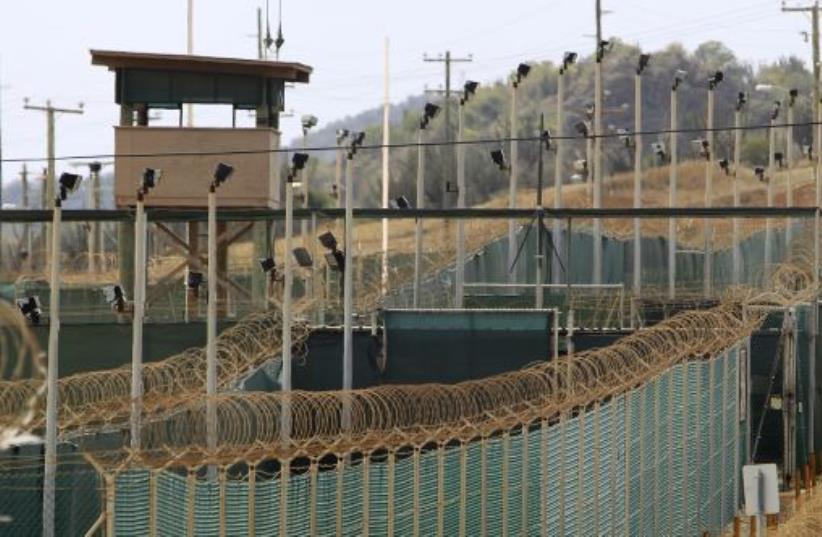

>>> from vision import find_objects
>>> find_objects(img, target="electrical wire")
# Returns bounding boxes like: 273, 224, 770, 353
1, 120, 818, 164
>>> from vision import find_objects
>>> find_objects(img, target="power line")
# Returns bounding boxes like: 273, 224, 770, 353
1, 120, 819, 164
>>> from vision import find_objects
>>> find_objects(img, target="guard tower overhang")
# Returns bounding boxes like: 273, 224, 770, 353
91, 49, 312, 208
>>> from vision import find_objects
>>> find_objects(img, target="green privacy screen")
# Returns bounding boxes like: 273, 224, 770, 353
113, 344, 745, 536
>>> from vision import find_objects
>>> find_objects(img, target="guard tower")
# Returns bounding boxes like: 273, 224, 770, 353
91, 50, 311, 315
91, 49, 311, 207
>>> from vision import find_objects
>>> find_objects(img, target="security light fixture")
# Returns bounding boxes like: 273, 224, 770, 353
561, 52, 578, 72
718, 158, 730, 175
573, 159, 588, 174
347, 131, 366, 158
336, 129, 350, 144
319, 231, 338, 251
213, 163, 234, 187
597, 39, 613, 61
58, 172, 82, 201
673, 70, 687, 91
691, 139, 710, 160
754, 166, 767, 182
421, 102, 440, 129
651, 142, 668, 163
736, 92, 748, 111
103, 285, 127, 313
615, 127, 633, 148
186, 271, 203, 290
708, 70, 724, 90
461, 80, 479, 105
584, 104, 595, 120
771, 100, 782, 121
292, 247, 313, 268
389, 196, 412, 209
89, 161, 102, 174
140, 168, 162, 194
446, 181, 459, 194
513, 63, 531, 86
259, 257, 276, 273
16, 296, 41, 325
637, 53, 651, 75
301, 114, 319, 131
575, 121, 590, 138
803, 143, 814, 160
490, 149, 508, 170
789, 88, 799, 106
774, 152, 785, 168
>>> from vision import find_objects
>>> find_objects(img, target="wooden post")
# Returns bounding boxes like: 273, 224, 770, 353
105, 473, 116, 537
733, 516, 740, 537
749, 515, 756, 536
219, 468, 227, 537
281, 460, 290, 537
248, 465, 256, 537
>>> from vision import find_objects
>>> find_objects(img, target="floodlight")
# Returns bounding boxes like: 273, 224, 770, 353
325, 251, 345, 272
16, 296, 41, 325
58, 172, 82, 200
421, 102, 440, 129
351, 131, 366, 146
186, 271, 203, 289
336, 129, 350, 144
89, 161, 102, 174
789, 88, 799, 105
301, 114, 319, 130
597, 40, 613, 60
708, 70, 724, 89
803, 143, 813, 160
691, 139, 710, 160
464, 80, 479, 96
774, 152, 785, 168
570, 173, 584, 183
754, 166, 767, 182
718, 158, 730, 175
490, 149, 508, 170
319, 231, 338, 251
637, 53, 651, 75
575, 121, 589, 138
259, 257, 276, 273
140, 168, 162, 193
330, 184, 339, 199
673, 70, 687, 90
771, 100, 782, 120
584, 104, 595, 120
651, 142, 667, 161
736, 92, 747, 111
446, 181, 458, 193
573, 159, 588, 173
514, 63, 531, 85
103, 285, 127, 312
562, 51, 578, 70
213, 163, 234, 186
389, 196, 412, 209
291, 153, 309, 172
292, 247, 313, 268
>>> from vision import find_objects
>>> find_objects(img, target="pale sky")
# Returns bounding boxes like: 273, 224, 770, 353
0, 0, 816, 191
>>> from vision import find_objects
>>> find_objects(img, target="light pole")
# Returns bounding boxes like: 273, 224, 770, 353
206, 162, 234, 464
766, 99, 781, 277
130, 168, 161, 451
704, 70, 724, 298
300, 114, 318, 302
733, 91, 747, 285
414, 103, 440, 307
509, 63, 530, 283
281, 152, 308, 443
553, 52, 577, 286
42, 172, 82, 537
455, 81, 479, 308
343, 131, 365, 430
786, 89, 798, 246
633, 53, 650, 312
334, 129, 349, 210
593, 39, 612, 286
669, 70, 685, 299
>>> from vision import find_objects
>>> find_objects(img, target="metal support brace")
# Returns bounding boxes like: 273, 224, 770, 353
480, 438, 488, 537
540, 420, 548, 537
187, 470, 196, 537
576, 411, 585, 537
459, 443, 467, 537
105, 473, 116, 537
149, 470, 158, 537
249, 465, 257, 536
387, 452, 395, 536
335, 459, 343, 536
362, 455, 370, 536
558, 415, 567, 536
593, 402, 601, 536
521, 426, 529, 536
625, 391, 632, 534
413, 448, 421, 537
308, 463, 317, 537
502, 432, 510, 537
437, 446, 445, 537
218, 468, 227, 537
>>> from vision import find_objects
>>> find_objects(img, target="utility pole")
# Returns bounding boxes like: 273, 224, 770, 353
20, 165, 31, 269
592, 0, 606, 285
423, 51, 472, 207
782, 1, 821, 206
23, 100, 83, 268
381, 37, 390, 297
